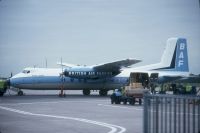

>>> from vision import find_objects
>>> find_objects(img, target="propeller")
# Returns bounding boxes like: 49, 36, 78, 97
59, 57, 65, 97
6, 72, 12, 88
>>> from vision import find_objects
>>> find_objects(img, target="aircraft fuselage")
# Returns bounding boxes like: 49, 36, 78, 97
10, 68, 129, 90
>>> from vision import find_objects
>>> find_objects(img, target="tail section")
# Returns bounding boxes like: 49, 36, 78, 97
155, 38, 189, 72
175, 38, 189, 71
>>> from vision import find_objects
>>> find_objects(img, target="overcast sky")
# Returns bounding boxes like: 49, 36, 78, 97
0, 0, 200, 77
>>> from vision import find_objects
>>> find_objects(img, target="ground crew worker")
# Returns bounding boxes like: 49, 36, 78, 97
191, 86, 196, 95
163, 84, 168, 92
160, 84, 165, 94
121, 86, 125, 96
150, 84, 155, 94
0, 79, 7, 96
110, 89, 122, 104
185, 83, 192, 94
115, 89, 122, 96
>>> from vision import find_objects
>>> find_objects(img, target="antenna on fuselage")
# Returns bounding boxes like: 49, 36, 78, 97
45, 58, 47, 68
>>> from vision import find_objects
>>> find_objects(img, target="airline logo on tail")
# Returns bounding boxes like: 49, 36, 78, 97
174, 38, 189, 71
155, 38, 189, 72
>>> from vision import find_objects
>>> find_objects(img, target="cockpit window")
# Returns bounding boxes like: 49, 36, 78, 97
22, 70, 30, 74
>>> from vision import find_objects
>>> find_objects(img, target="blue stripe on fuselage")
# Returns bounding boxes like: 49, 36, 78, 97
11, 75, 129, 89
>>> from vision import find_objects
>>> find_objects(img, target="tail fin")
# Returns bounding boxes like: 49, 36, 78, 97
157, 38, 189, 72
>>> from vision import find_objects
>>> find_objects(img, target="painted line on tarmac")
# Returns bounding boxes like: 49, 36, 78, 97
98, 104, 143, 111
0, 106, 126, 133
0, 100, 108, 106
98, 104, 200, 116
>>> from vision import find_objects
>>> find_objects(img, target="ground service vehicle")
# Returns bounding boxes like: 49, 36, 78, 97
110, 72, 150, 105
0, 79, 7, 96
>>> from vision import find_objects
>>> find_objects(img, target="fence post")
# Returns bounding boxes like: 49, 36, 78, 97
183, 99, 186, 133
143, 93, 148, 133
174, 98, 176, 133
155, 96, 159, 133
193, 99, 195, 133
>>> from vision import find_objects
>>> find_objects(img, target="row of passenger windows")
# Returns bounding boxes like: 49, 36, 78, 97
66, 71, 113, 76
67, 77, 128, 83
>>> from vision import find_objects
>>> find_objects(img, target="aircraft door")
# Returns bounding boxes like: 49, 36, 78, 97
150, 73, 159, 83
129, 72, 149, 88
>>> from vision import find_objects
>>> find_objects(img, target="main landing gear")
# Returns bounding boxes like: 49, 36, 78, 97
83, 89, 90, 96
82, 89, 108, 96
99, 89, 108, 96
18, 90, 24, 96
59, 86, 66, 97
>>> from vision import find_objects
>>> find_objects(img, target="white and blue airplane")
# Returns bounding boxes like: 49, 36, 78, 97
7, 37, 189, 96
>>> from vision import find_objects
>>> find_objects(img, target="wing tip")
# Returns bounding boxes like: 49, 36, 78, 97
126, 58, 142, 63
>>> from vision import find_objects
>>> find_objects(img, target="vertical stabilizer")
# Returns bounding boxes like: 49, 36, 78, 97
156, 38, 189, 72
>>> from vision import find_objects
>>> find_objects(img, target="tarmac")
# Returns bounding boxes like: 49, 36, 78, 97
0, 90, 143, 133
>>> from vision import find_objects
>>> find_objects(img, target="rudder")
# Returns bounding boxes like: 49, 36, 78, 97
155, 38, 189, 72
174, 38, 189, 72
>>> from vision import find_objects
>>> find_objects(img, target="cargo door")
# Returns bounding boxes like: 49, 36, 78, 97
129, 72, 149, 88
150, 73, 159, 83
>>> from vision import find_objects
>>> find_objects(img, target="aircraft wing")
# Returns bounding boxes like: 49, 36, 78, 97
59, 58, 141, 80
93, 58, 141, 72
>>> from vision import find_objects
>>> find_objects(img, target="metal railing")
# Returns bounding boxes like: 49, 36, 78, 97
143, 94, 200, 133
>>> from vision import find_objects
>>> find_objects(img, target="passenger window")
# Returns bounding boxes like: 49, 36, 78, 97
22, 70, 30, 74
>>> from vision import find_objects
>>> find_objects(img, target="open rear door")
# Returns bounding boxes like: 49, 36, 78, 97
129, 72, 149, 88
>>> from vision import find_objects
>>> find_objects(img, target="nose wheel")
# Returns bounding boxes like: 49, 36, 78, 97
83, 89, 90, 95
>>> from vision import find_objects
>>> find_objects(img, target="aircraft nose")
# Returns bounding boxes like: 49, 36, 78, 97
9, 76, 18, 87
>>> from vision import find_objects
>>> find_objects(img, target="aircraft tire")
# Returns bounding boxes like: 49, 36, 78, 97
18, 90, 24, 96
123, 99, 127, 105
99, 89, 108, 96
83, 89, 90, 96
139, 99, 142, 105
0, 92, 4, 96
111, 99, 114, 104
132, 98, 136, 105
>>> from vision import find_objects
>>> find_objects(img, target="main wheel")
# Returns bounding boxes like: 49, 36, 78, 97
99, 89, 108, 96
111, 99, 114, 104
110, 93, 116, 104
123, 99, 127, 105
83, 89, 90, 95
18, 90, 24, 96
130, 98, 135, 105
132, 98, 136, 105
139, 99, 142, 105
116, 96, 122, 104
0, 92, 4, 96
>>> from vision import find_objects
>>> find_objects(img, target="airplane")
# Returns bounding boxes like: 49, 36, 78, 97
5, 37, 190, 96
